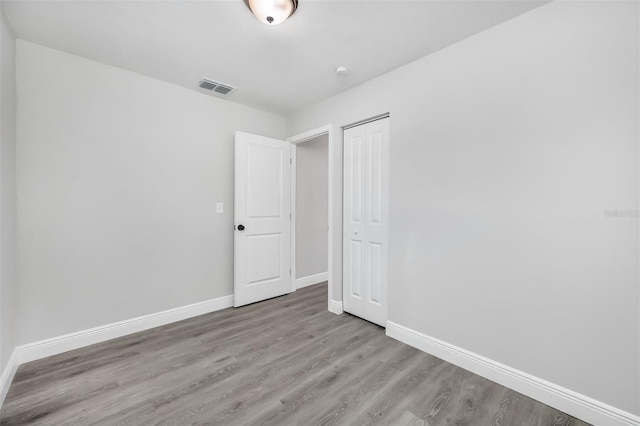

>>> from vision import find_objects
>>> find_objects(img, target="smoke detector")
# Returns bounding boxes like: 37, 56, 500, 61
336, 66, 349, 76
198, 78, 237, 96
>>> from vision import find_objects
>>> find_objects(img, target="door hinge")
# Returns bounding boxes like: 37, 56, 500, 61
290, 158, 292, 165
290, 213, 292, 220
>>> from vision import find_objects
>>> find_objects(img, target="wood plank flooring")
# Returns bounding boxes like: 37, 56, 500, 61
1, 283, 590, 425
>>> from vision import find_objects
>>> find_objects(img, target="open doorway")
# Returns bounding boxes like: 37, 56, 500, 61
293, 134, 328, 288
287, 125, 333, 309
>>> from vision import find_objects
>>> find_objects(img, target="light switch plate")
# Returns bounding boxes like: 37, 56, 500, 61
216, 202, 224, 214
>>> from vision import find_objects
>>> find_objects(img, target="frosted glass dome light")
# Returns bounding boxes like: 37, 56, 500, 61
244, 0, 298, 25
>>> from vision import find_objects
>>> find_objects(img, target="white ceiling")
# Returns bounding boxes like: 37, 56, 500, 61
2, 0, 545, 115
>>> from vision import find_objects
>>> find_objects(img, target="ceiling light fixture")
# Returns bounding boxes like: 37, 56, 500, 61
243, 0, 298, 25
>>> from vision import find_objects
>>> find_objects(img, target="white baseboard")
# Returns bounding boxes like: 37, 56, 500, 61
329, 299, 343, 315
386, 321, 640, 426
17, 295, 234, 365
296, 272, 328, 289
0, 349, 19, 408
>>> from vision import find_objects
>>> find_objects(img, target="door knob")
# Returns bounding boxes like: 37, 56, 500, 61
237, 224, 245, 231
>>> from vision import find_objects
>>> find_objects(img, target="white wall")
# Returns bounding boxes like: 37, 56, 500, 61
16, 41, 286, 344
0, 8, 17, 373
288, 1, 639, 417
295, 134, 328, 279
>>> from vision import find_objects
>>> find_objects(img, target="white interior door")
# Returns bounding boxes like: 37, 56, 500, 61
342, 118, 389, 326
234, 131, 291, 307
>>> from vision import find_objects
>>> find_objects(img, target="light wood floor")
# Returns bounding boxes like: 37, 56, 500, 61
1, 283, 590, 425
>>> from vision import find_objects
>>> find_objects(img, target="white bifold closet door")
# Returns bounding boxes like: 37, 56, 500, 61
342, 117, 389, 327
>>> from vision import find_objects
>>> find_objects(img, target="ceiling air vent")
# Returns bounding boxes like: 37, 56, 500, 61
198, 78, 237, 95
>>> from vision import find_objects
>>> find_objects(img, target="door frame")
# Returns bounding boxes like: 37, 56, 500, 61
287, 115, 388, 316
287, 125, 334, 310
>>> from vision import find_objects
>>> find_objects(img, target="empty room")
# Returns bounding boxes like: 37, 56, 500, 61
0, 0, 638, 425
